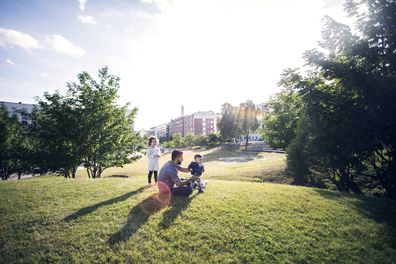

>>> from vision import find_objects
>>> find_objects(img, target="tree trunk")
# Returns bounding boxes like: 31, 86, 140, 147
71, 167, 77, 178
245, 130, 249, 151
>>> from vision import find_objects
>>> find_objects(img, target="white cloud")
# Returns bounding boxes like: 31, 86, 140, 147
45, 34, 85, 57
124, 26, 134, 32
5, 59, 16, 65
40, 72, 49, 78
0, 28, 40, 50
78, 15, 96, 24
78, 0, 87, 11
0, 28, 85, 58
140, 0, 173, 12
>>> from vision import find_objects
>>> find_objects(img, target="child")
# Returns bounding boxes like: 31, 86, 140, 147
188, 154, 205, 193
147, 136, 161, 184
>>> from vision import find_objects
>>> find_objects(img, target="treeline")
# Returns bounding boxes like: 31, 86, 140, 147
218, 100, 262, 150
263, 1, 396, 199
159, 133, 222, 149
0, 67, 143, 180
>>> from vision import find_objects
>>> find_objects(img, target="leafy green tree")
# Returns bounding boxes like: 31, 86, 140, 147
239, 100, 260, 151
0, 106, 19, 180
194, 135, 208, 147
0, 106, 33, 180
184, 132, 195, 148
218, 103, 241, 142
67, 67, 143, 178
33, 91, 83, 178
206, 133, 222, 146
278, 0, 396, 198
34, 67, 143, 178
262, 69, 303, 149
286, 115, 310, 186
171, 134, 185, 148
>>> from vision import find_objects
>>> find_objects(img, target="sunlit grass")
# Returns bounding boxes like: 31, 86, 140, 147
75, 147, 287, 183
1, 177, 395, 263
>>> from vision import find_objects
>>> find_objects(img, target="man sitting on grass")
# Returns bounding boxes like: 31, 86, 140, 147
158, 150, 199, 196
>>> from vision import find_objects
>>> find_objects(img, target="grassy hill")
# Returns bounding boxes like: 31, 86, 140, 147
76, 147, 288, 183
1, 149, 396, 263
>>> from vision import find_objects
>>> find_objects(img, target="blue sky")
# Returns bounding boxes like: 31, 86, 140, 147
0, 0, 349, 130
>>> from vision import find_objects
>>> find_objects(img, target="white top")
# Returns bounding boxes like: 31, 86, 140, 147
147, 146, 161, 171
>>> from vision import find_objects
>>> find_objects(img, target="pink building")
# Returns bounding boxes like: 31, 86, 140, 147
169, 111, 218, 137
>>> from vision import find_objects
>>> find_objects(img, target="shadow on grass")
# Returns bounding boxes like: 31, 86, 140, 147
108, 193, 196, 246
107, 174, 130, 178
63, 187, 145, 222
313, 189, 396, 247
158, 194, 196, 229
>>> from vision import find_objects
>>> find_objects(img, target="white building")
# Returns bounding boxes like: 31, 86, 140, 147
149, 122, 170, 139
0, 101, 37, 126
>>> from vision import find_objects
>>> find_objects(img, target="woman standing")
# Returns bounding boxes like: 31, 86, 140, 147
147, 136, 161, 184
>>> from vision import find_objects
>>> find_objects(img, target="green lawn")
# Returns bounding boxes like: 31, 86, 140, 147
76, 147, 288, 183
1, 149, 396, 263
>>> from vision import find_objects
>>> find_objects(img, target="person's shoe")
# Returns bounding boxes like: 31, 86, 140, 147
198, 189, 204, 194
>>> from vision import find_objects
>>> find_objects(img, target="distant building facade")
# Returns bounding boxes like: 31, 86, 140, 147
167, 110, 218, 137
0, 101, 37, 126
149, 122, 170, 140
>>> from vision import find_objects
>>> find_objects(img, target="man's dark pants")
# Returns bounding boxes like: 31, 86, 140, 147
171, 186, 192, 196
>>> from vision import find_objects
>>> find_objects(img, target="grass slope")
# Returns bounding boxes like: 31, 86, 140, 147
1, 176, 396, 263
76, 147, 287, 183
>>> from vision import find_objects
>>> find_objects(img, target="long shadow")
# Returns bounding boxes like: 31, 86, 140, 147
107, 174, 130, 178
158, 194, 196, 229
63, 186, 145, 222
108, 193, 196, 246
313, 189, 396, 248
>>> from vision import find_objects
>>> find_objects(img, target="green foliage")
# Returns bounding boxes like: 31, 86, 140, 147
239, 100, 261, 151
218, 103, 241, 141
219, 101, 261, 149
268, 0, 396, 198
171, 134, 186, 148
0, 106, 32, 180
285, 115, 310, 186
262, 70, 303, 149
161, 133, 222, 149
184, 132, 195, 147
206, 133, 222, 146
33, 67, 143, 178
32, 91, 83, 177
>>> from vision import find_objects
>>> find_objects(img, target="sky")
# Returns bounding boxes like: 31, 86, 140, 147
0, 0, 351, 130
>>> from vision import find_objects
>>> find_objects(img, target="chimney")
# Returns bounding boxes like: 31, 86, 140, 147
181, 105, 184, 116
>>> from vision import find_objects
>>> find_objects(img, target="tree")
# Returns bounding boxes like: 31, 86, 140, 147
218, 103, 241, 142
262, 69, 303, 149
286, 115, 310, 186
239, 100, 260, 151
171, 134, 185, 148
184, 132, 195, 148
277, 0, 396, 198
207, 133, 222, 146
67, 67, 143, 178
0, 106, 32, 180
33, 91, 83, 178
33, 67, 143, 179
